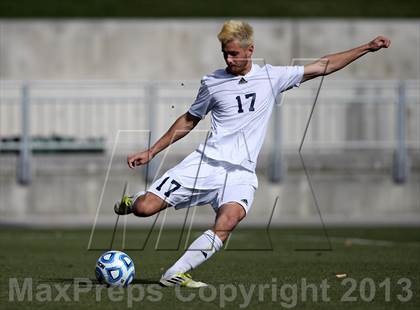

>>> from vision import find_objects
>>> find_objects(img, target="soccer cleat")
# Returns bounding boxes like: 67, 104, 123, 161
114, 195, 134, 215
159, 272, 208, 288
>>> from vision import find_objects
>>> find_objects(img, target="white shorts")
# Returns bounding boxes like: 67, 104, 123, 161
147, 151, 257, 214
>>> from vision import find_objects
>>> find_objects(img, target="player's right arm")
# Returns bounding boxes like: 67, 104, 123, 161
127, 112, 200, 168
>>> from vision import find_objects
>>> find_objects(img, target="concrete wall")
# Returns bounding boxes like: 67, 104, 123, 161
0, 155, 418, 228
1, 101, 419, 227
1, 19, 419, 80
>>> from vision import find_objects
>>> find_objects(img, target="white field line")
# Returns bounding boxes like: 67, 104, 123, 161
226, 233, 420, 248
1, 233, 420, 248
281, 235, 420, 247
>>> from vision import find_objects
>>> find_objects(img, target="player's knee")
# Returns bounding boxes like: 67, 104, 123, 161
218, 214, 240, 231
132, 194, 165, 217
132, 199, 153, 217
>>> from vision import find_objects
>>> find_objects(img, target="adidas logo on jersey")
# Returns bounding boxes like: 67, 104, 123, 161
238, 77, 247, 84
241, 199, 248, 206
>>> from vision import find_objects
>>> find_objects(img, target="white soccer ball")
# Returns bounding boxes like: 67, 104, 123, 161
95, 250, 135, 287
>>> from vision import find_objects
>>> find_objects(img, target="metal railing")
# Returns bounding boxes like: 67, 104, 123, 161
0, 79, 419, 184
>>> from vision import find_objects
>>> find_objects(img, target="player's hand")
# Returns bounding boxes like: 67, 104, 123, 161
127, 150, 154, 169
367, 36, 391, 52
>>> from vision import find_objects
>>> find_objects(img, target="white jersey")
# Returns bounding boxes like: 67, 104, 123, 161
188, 63, 304, 172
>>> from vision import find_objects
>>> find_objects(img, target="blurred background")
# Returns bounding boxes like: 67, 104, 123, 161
0, 1, 419, 229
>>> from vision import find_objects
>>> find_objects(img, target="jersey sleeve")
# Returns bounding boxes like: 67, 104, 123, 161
188, 80, 213, 119
267, 65, 304, 96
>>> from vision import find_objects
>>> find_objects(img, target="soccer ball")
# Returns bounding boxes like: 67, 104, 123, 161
95, 250, 135, 287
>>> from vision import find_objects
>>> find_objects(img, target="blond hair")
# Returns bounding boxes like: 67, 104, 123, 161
217, 20, 254, 47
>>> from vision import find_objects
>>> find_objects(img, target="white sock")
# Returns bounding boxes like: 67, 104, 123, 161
163, 229, 223, 277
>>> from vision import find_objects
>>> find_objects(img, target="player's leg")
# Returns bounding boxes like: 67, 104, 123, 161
159, 225, 224, 287
212, 202, 246, 241
133, 192, 169, 217
159, 183, 254, 287
114, 171, 180, 216
114, 190, 169, 216
160, 202, 247, 287
117, 150, 207, 217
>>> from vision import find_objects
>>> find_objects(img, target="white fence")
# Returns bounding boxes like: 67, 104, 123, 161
0, 79, 419, 183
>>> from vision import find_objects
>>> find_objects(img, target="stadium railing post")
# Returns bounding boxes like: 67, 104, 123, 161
17, 81, 32, 185
392, 80, 409, 184
145, 82, 159, 183
268, 101, 287, 183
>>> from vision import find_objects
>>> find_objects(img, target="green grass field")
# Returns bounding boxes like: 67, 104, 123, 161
1, 227, 419, 309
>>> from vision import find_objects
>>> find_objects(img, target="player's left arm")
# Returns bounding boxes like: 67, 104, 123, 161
301, 36, 391, 83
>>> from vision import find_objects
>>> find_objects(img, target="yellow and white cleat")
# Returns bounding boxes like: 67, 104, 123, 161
159, 273, 208, 288
114, 195, 134, 215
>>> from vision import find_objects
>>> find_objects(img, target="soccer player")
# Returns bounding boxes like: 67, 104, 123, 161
115, 20, 390, 287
